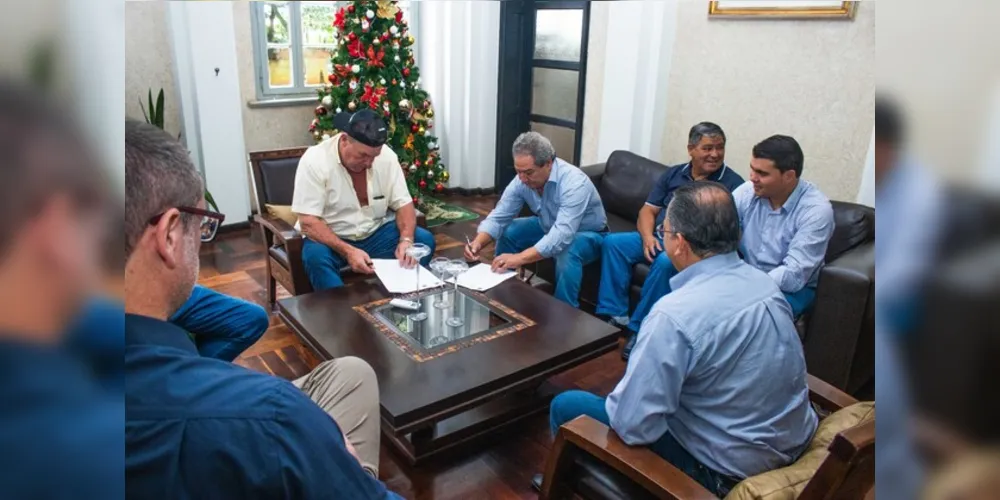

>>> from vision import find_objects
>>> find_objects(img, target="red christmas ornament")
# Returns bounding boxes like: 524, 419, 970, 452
314, 105, 327, 116
395, 10, 404, 22
419, 179, 427, 189
348, 32, 357, 42
414, 159, 422, 167
347, 4, 355, 13
381, 33, 390, 42
334, 8, 346, 30
402, 68, 411, 77
348, 38, 363, 58
426, 157, 434, 166
328, 73, 339, 84
392, 79, 398, 85
412, 196, 419, 205
435, 183, 444, 192
411, 124, 419, 133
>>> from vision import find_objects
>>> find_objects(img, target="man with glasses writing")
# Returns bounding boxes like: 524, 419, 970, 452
464, 132, 607, 308
294, 109, 436, 290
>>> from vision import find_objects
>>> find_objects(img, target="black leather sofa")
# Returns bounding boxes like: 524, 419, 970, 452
528, 150, 875, 396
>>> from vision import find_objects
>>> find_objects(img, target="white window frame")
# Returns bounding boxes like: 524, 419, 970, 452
250, 1, 418, 102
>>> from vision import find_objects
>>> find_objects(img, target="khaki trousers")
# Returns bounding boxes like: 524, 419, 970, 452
292, 357, 381, 477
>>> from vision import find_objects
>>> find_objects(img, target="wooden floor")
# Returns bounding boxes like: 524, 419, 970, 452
200, 194, 626, 500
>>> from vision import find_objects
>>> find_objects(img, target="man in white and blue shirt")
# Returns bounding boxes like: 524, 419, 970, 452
465, 132, 607, 307
733, 134, 835, 317
542, 182, 817, 497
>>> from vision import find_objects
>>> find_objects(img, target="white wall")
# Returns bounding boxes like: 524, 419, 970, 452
167, 1, 251, 224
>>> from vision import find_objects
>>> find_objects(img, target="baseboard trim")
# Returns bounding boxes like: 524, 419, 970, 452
218, 220, 252, 234
438, 187, 498, 197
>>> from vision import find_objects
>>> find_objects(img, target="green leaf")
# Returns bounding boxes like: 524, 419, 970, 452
147, 89, 155, 126
204, 189, 220, 213
139, 96, 151, 124
154, 88, 165, 129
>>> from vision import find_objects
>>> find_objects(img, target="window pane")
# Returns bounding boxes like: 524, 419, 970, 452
303, 47, 335, 86
263, 2, 291, 44
531, 68, 579, 122
530, 122, 576, 165
301, 2, 337, 45
534, 9, 582, 62
267, 47, 292, 87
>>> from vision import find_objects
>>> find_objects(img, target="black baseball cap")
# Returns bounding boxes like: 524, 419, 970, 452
334, 109, 388, 148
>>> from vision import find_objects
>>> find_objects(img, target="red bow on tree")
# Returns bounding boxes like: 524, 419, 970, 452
348, 38, 364, 59
361, 84, 387, 110
366, 46, 385, 68
334, 8, 346, 30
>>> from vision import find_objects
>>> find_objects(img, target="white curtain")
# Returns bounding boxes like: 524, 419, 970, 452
415, 1, 500, 190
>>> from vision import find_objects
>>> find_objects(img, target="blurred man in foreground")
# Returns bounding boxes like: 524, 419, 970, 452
124, 119, 401, 498
0, 82, 121, 497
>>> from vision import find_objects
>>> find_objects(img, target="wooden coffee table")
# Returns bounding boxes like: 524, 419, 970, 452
277, 278, 619, 465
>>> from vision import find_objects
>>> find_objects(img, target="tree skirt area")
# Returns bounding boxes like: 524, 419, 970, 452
419, 197, 480, 227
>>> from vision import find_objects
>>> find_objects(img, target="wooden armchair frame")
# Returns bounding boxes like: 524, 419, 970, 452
540, 375, 874, 500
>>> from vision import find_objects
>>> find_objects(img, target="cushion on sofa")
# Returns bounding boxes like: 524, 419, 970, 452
265, 204, 298, 227
724, 402, 874, 500
826, 202, 874, 261
597, 151, 671, 222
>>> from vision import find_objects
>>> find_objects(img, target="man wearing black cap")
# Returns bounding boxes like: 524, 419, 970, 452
293, 109, 436, 290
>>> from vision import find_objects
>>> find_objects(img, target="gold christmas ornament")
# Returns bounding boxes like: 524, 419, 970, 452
406, 35, 415, 46
426, 108, 434, 118
418, 126, 426, 134
348, 101, 357, 111
376, 0, 399, 19
441, 171, 450, 181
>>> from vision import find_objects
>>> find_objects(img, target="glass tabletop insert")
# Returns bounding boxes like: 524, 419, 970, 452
373, 288, 514, 351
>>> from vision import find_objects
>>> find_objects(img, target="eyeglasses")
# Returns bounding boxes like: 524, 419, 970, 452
148, 206, 226, 242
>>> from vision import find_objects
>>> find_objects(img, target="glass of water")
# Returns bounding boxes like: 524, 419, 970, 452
444, 260, 469, 327
404, 243, 431, 321
429, 257, 452, 308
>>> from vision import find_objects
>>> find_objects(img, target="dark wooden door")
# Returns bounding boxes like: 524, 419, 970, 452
495, 0, 591, 191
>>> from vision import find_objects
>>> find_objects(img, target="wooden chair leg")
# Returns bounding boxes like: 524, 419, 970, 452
265, 258, 277, 308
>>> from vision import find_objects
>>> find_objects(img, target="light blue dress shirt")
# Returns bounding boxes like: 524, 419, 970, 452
733, 180, 835, 292
606, 252, 817, 479
478, 158, 607, 258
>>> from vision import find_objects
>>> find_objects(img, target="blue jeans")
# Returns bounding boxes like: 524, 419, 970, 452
302, 222, 436, 291
783, 287, 816, 318
595, 232, 679, 333
169, 285, 270, 362
549, 390, 738, 497
494, 217, 604, 308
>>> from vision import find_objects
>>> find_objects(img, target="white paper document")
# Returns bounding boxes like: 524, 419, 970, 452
447, 263, 517, 292
371, 259, 444, 294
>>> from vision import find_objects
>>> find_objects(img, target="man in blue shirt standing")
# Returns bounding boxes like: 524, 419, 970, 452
536, 182, 817, 497
465, 131, 607, 307
595, 122, 744, 357
733, 135, 835, 317
124, 120, 401, 499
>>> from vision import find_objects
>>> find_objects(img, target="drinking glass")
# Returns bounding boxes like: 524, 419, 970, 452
404, 243, 431, 321
444, 260, 469, 327
430, 257, 452, 309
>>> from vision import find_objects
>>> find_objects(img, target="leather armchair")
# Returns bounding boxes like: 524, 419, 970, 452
526, 151, 875, 396
249, 147, 426, 307
539, 375, 874, 500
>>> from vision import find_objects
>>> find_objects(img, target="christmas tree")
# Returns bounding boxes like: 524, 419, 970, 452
309, 0, 447, 205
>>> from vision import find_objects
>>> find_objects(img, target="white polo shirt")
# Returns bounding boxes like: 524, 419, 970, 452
291, 134, 412, 241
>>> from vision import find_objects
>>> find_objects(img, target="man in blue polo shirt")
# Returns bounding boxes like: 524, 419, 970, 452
595, 122, 744, 358
124, 120, 401, 499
